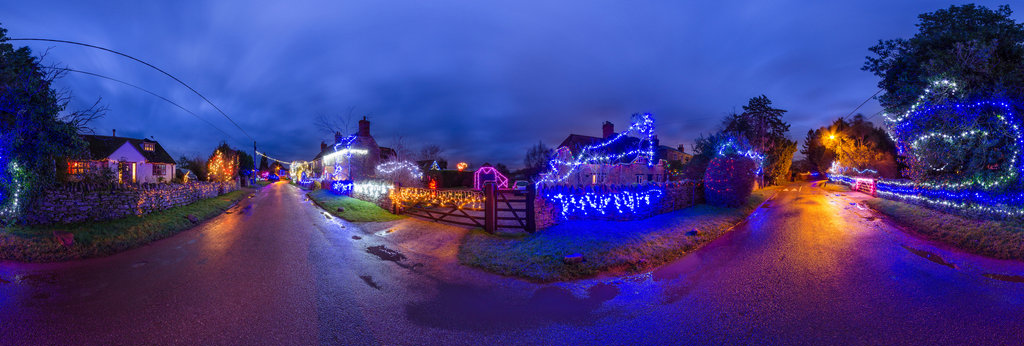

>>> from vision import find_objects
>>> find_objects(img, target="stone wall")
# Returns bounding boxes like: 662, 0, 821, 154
24, 182, 238, 225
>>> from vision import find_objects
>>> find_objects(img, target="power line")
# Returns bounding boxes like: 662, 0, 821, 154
52, 67, 240, 144
10, 38, 254, 142
840, 88, 883, 121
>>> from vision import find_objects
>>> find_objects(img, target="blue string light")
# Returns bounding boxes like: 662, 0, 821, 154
539, 113, 658, 185
541, 184, 665, 219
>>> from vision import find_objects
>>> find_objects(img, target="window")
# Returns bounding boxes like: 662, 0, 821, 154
152, 164, 166, 176
68, 161, 87, 175
142, 142, 155, 152
636, 174, 645, 184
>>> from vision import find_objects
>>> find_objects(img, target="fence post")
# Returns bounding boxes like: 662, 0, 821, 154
392, 183, 402, 215
526, 183, 537, 233
484, 182, 497, 234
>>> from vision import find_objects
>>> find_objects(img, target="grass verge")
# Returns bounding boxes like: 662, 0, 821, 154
0, 189, 253, 263
307, 190, 404, 222
458, 188, 777, 282
865, 198, 1024, 260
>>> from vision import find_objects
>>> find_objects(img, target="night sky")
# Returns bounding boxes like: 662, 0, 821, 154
3, 1, 1021, 168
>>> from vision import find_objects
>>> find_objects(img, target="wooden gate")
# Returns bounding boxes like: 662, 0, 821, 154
392, 183, 536, 233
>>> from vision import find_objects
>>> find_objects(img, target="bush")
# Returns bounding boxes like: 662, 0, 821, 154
704, 154, 756, 207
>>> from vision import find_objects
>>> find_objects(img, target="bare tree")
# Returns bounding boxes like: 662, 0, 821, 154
418, 144, 444, 162
314, 106, 359, 139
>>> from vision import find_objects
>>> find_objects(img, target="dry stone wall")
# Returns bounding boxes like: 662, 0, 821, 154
24, 182, 238, 225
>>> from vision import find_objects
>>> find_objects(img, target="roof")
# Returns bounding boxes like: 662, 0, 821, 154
557, 133, 647, 164
81, 134, 176, 164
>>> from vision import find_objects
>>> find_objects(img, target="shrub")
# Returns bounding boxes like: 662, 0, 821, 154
704, 154, 756, 207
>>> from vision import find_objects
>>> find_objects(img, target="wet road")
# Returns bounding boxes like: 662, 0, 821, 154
2, 181, 1023, 345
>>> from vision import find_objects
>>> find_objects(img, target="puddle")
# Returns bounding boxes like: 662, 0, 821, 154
17, 273, 59, 286
982, 273, 1024, 283
359, 275, 381, 289
367, 245, 407, 262
902, 245, 956, 269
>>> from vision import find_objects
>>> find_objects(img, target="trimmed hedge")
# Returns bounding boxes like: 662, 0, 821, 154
704, 154, 756, 207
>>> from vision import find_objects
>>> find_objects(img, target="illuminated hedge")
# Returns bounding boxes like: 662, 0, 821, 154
704, 154, 756, 207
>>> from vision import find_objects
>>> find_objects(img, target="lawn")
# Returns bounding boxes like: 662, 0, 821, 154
0, 189, 253, 263
865, 198, 1024, 260
307, 190, 404, 222
458, 188, 777, 282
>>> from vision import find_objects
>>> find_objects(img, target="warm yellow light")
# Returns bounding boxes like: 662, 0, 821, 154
828, 134, 835, 140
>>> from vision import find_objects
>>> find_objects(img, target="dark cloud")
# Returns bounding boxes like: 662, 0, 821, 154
3, 0, 1020, 167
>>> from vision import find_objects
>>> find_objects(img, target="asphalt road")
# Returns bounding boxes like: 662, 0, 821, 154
2, 181, 1023, 345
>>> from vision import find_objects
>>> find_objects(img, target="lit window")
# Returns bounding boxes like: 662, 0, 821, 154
68, 161, 87, 175
142, 142, 155, 152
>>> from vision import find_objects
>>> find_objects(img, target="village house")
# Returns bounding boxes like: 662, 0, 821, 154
67, 130, 176, 184
553, 121, 687, 186
306, 117, 395, 182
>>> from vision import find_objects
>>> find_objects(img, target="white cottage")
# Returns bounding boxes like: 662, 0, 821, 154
67, 131, 177, 184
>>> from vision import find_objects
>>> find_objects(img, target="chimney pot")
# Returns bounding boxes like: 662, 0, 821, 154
358, 117, 370, 137
602, 121, 614, 138
112, 129, 116, 137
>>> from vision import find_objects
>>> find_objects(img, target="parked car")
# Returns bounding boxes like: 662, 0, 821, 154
512, 180, 530, 190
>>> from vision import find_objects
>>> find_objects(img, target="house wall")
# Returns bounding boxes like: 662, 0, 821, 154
566, 162, 667, 186
72, 142, 175, 184
23, 182, 238, 225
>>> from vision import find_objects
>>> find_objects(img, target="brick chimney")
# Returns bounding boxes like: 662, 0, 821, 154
321, 141, 327, 152
602, 121, 614, 138
358, 116, 370, 137
334, 131, 342, 143
112, 129, 116, 137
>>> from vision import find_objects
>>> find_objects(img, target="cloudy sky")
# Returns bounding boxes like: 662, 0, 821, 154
3, 1, 1021, 168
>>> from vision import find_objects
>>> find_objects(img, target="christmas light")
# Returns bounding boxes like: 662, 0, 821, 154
376, 161, 424, 179
541, 184, 665, 218
715, 139, 764, 175
473, 166, 509, 190
539, 113, 657, 185
353, 181, 394, 199
429, 160, 440, 170
835, 78, 1024, 218
330, 180, 354, 195
456, 162, 468, 172
390, 187, 485, 209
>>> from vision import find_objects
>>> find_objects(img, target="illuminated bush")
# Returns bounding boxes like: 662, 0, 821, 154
704, 154, 756, 207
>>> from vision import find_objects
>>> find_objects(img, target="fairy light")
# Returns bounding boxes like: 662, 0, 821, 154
456, 162, 468, 172
715, 139, 764, 175
330, 180, 354, 195
539, 113, 657, 185
541, 185, 665, 218
353, 180, 394, 198
390, 187, 485, 209
376, 161, 424, 179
